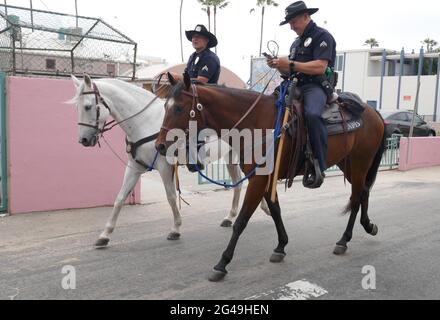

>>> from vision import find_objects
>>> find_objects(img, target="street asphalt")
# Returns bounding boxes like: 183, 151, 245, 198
0, 166, 439, 300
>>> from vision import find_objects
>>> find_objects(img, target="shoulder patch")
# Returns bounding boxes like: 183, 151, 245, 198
320, 41, 328, 48
202, 65, 209, 72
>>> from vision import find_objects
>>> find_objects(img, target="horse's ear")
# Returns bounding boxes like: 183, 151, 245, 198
84, 74, 92, 88
183, 71, 191, 90
71, 75, 81, 88
167, 72, 177, 86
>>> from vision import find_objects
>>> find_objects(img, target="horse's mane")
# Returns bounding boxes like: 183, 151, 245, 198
68, 78, 157, 105
170, 82, 263, 102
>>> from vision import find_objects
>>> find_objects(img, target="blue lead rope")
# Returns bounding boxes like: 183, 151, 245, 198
194, 81, 289, 189
144, 151, 160, 172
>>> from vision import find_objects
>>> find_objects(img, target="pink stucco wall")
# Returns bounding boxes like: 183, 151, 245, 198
399, 137, 440, 171
7, 76, 140, 214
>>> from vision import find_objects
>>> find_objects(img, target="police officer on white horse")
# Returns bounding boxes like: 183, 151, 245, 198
267, 1, 337, 187
170, 24, 221, 84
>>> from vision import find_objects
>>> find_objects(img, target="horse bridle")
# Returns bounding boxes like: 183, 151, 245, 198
78, 82, 161, 135
161, 81, 268, 146
161, 83, 206, 136
78, 83, 112, 133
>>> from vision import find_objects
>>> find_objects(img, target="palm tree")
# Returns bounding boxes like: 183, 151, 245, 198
179, 0, 184, 62
364, 38, 379, 49
198, 0, 213, 31
212, 0, 229, 53
253, 0, 279, 56
421, 38, 438, 53
197, 0, 229, 53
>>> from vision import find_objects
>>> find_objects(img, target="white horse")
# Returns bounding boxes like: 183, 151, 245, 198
69, 75, 269, 248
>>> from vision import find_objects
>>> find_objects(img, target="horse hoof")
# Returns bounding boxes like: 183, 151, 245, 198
370, 224, 379, 236
208, 269, 227, 282
167, 232, 181, 241
333, 245, 348, 256
270, 252, 286, 263
95, 238, 110, 249
220, 220, 233, 228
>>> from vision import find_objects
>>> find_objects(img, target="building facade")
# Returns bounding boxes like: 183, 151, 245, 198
336, 48, 440, 121
250, 48, 440, 122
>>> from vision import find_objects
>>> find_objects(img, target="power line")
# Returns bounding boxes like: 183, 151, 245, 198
38, 0, 50, 11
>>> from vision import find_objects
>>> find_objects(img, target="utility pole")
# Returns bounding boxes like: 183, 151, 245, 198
30, 0, 34, 31
180, 0, 184, 63
75, 0, 79, 28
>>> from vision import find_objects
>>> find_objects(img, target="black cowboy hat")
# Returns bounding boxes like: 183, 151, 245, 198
185, 24, 218, 49
279, 1, 319, 26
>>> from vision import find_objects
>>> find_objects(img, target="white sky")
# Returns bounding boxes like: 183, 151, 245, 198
4, 0, 440, 81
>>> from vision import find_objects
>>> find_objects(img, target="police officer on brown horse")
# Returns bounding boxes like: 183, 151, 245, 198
267, 1, 337, 187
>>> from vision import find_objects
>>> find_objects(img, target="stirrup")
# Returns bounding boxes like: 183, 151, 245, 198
303, 159, 325, 189
187, 163, 205, 173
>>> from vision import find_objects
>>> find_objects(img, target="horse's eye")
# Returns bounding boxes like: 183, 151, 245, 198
85, 105, 92, 111
175, 106, 183, 114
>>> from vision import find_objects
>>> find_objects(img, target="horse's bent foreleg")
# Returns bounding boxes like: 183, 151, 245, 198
209, 175, 268, 282
157, 162, 182, 241
222, 163, 271, 229
96, 163, 142, 248
265, 193, 289, 263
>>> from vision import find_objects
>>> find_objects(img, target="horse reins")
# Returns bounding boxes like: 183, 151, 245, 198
160, 70, 278, 146
78, 82, 161, 135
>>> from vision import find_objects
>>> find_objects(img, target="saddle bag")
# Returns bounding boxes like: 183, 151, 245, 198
337, 92, 365, 117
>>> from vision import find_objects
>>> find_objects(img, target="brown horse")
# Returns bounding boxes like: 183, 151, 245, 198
156, 73, 385, 282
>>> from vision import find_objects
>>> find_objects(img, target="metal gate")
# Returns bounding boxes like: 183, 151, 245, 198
0, 72, 7, 212
198, 136, 401, 186
198, 161, 232, 186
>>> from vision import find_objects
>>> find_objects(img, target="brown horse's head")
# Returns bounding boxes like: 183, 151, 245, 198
155, 72, 201, 156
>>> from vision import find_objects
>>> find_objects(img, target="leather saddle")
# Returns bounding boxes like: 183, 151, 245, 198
283, 90, 367, 189
286, 91, 366, 138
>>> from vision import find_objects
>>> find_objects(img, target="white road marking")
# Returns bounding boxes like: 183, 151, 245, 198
246, 280, 328, 300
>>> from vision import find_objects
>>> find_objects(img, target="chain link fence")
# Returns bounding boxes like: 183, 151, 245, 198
0, 4, 137, 79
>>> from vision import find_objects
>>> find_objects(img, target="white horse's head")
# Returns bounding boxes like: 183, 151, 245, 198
69, 75, 111, 147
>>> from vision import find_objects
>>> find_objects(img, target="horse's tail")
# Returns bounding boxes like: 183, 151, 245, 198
342, 108, 386, 215
365, 110, 386, 191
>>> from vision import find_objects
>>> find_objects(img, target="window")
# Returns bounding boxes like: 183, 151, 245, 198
107, 64, 116, 77
388, 61, 396, 76
46, 59, 56, 70
367, 100, 377, 109
416, 115, 425, 124
390, 113, 409, 122
334, 55, 344, 72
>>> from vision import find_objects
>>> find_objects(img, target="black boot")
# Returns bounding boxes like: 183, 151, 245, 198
187, 163, 204, 173
303, 159, 325, 189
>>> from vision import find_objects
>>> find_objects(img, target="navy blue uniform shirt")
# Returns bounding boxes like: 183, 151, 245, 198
289, 21, 336, 69
186, 49, 221, 84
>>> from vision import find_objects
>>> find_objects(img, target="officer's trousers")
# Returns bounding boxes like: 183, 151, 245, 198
301, 83, 328, 172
